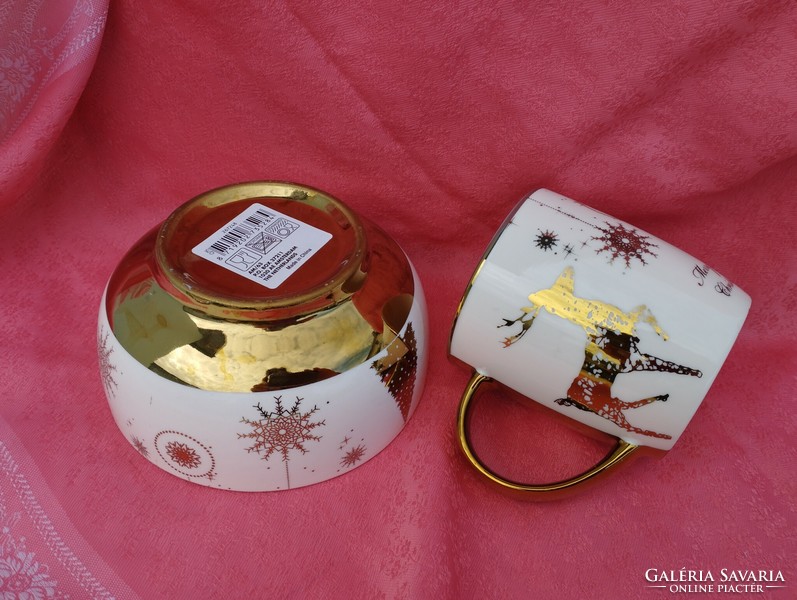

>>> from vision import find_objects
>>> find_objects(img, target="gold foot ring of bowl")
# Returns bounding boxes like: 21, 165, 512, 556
457, 372, 639, 497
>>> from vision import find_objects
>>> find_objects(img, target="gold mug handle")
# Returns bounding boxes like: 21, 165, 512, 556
457, 372, 640, 497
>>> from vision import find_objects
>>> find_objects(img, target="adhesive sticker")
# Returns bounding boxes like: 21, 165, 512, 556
191, 203, 332, 289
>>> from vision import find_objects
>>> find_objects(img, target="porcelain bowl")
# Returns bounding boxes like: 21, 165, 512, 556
97, 182, 427, 491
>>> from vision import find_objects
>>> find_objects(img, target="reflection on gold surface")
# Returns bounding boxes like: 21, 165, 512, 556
146, 295, 378, 392
106, 182, 415, 393
113, 285, 202, 366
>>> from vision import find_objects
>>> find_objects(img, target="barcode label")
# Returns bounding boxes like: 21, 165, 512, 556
191, 203, 332, 289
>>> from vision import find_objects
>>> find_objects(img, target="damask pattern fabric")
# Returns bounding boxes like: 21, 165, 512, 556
0, 0, 107, 204
0, 1, 794, 598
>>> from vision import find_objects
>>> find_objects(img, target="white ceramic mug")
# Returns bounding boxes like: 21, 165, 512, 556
449, 189, 751, 495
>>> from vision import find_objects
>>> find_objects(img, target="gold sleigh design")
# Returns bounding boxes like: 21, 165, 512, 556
500, 267, 702, 439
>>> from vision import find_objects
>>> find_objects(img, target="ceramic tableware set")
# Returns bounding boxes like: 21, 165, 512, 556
99, 183, 750, 495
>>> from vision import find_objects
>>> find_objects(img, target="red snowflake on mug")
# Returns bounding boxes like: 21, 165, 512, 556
592, 221, 657, 267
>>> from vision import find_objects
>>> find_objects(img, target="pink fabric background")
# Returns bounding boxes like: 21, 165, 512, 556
1, 0, 795, 598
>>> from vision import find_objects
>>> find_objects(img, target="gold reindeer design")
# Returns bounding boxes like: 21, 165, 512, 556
500, 267, 702, 439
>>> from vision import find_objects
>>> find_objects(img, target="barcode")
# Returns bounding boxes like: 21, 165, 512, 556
245, 209, 274, 227
208, 209, 274, 255
192, 202, 332, 290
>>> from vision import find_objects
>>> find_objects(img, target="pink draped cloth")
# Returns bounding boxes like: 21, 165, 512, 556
0, 0, 107, 205
1, 1, 794, 598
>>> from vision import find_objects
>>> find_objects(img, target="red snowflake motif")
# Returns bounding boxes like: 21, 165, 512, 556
131, 436, 149, 458
165, 441, 201, 469
239, 397, 324, 489
239, 397, 324, 463
154, 431, 217, 480
340, 444, 366, 468
592, 222, 657, 267
97, 330, 118, 398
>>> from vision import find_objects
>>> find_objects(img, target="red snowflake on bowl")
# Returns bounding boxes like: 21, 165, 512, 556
340, 444, 366, 468
154, 431, 217, 480
97, 330, 118, 398
165, 441, 201, 469
131, 436, 149, 458
239, 397, 324, 462
239, 397, 325, 489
